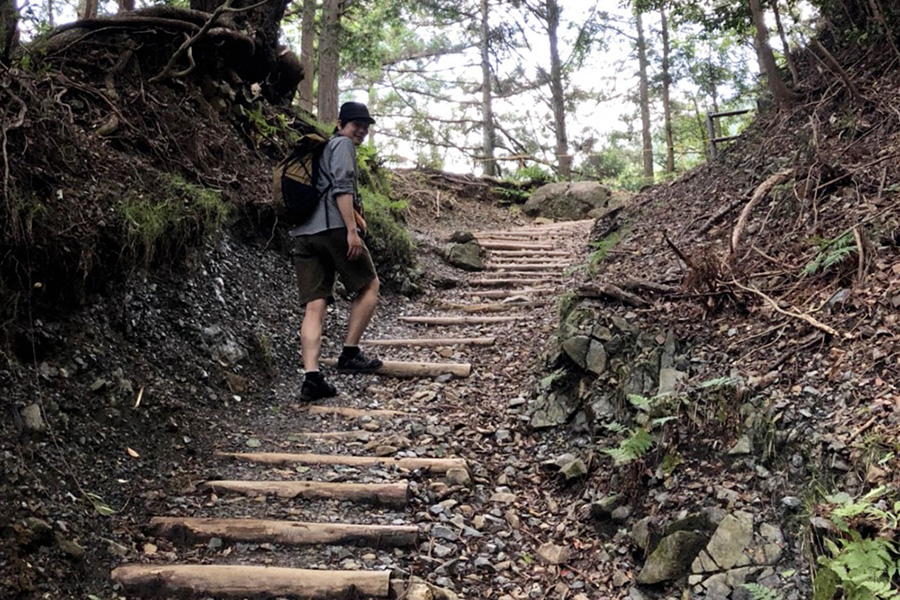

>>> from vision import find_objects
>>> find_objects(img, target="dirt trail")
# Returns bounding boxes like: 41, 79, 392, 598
112, 219, 596, 598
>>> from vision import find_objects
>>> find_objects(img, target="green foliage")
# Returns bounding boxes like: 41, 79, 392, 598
742, 583, 783, 600
813, 486, 900, 600
603, 427, 654, 465
118, 175, 230, 267
802, 232, 858, 276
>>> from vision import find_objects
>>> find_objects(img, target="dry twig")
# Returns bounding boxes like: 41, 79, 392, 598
730, 277, 841, 338
728, 169, 795, 264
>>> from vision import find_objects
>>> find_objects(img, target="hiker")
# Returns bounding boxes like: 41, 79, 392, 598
290, 101, 382, 401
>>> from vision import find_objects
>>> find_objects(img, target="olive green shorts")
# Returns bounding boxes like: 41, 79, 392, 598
290, 228, 377, 305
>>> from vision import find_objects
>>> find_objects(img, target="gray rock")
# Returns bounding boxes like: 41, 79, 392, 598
494, 429, 512, 443
705, 511, 754, 570
729, 435, 753, 455
432, 526, 458, 542
447, 241, 484, 271
781, 496, 802, 510
632, 516, 656, 552
536, 542, 571, 565
21, 404, 47, 433
759, 523, 784, 544
559, 457, 587, 480
561, 336, 590, 369
657, 367, 686, 396
211, 338, 246, 366
529, 391, 578, 429
445, 468, 471, 487
433, 543, 455, 558
448, 231, 476, 243
692, 549, 719, 573
611, 505, 632, 522
524, 181, 622, 221
703, 572, 731, 600
637, 531, 708, 584
590, 494, 621, 519
585, 340, 607, 375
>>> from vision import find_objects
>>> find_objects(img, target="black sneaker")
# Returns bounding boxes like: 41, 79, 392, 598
336, 351, 383, 373
299, 377, 337, 401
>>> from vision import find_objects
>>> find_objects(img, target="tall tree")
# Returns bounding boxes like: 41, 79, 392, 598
770, 0, 798, 86
635, 8, 654, 183
80, 0, 98, 20
0, 0, 16, 64
317, 0, 340, 124
546, 0, 570, 179
479, 0, 498, 176
298, 0, 316, 113
659, 5, 675, 174
748, 0, 795, 108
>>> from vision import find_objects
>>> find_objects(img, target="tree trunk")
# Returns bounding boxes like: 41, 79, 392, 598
298, 0, 316, 113
118, 0, 134, 12
691, 93, 709, 159
660, 6, 675, 174
80, 0, 97, 20
771, 0, 799, 86
46, 0, 53, 27
546, 0, 571, 179
317, 0, 340, 125
748, 0, 795, 109
480, 0, 499, 177
0, 0, 17, 64
635, 9, 653, 184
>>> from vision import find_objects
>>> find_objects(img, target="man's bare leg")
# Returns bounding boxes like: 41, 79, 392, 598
344, 277, 380, 347
300, 298, 328, 373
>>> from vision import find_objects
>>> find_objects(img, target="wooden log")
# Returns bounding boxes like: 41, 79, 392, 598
290, 430, 371, 440
486, 264, 568, 271
363, 337, 496, 347
111, 564, 390, 598
148, 516, 419, 548
200, 480, 410, 507
488, 250, 568, 257
320, 358, 471, 378
468, 278, 548, 287
305, 405, 408, 418
217, 452, 468, 473
458, 288, 554, 298
442, 301, 545, 313
398, 315, 519, 325
577, 283, 649, 307
479, 241, 555, 251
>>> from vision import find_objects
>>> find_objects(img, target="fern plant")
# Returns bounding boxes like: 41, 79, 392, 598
603, 427, 654, 465
743, 583, 783, 600
815, 486, 900, 600
802, 231, 857, 276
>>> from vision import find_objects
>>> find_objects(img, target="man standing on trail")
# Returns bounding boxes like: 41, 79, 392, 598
290, 101, 382, 401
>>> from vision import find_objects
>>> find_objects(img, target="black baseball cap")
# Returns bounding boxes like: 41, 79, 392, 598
338, 102, 376, 125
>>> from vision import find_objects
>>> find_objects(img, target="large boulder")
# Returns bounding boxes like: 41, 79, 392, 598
523, 181, 624, 221
446, 241, 484, 271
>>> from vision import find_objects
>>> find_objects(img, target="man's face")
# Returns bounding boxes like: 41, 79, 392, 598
339, 120, 370, 146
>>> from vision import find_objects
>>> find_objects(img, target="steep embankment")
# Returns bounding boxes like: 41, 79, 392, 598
535, 44, 900, 599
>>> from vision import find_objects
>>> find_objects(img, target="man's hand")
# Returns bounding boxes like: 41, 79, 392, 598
347, 228, 363, 260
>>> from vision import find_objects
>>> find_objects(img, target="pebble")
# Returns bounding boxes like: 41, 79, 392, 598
433, 543, 455, 558
432, 525, 458, 541
781, 496, 802, 510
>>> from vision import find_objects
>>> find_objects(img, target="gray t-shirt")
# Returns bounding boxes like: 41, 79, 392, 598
289, 135, 360, 237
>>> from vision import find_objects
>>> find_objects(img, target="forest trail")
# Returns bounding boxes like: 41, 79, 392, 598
111, 219, 595, 599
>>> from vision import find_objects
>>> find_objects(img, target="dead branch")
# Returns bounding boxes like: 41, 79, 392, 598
686, 196, 743, 241
1, 81, 28, 207
852, 226, 865, 284
809, 38, 864, 103
728, 169, 795, 263
150, 0, 268, 83
577, 283, 649, 307
617, 278, 679, 295
730, 277, 841, 338
663, 230, 694, 270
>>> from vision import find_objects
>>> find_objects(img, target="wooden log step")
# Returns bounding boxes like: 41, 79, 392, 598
148, 516, 419, 548
486, 264, 568, 271
442, 301, 545, 313
488, 250, 569, 257
304, 405, 408, 418
290, 430, 371, 440
489, 257, 571, 264
200, 480, 410, 507
479, 241, 555, 250
217, 452, 468, 473
458, 287, 554, 298
363, 336, 496, 347
398, 315, 519, 325
468, 278, 548, 287
111, 564, 390, 599
320, 358, 471, 378
479, 270, 563, 277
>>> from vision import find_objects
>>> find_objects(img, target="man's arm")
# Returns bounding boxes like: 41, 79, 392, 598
336, 193, 363, 260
